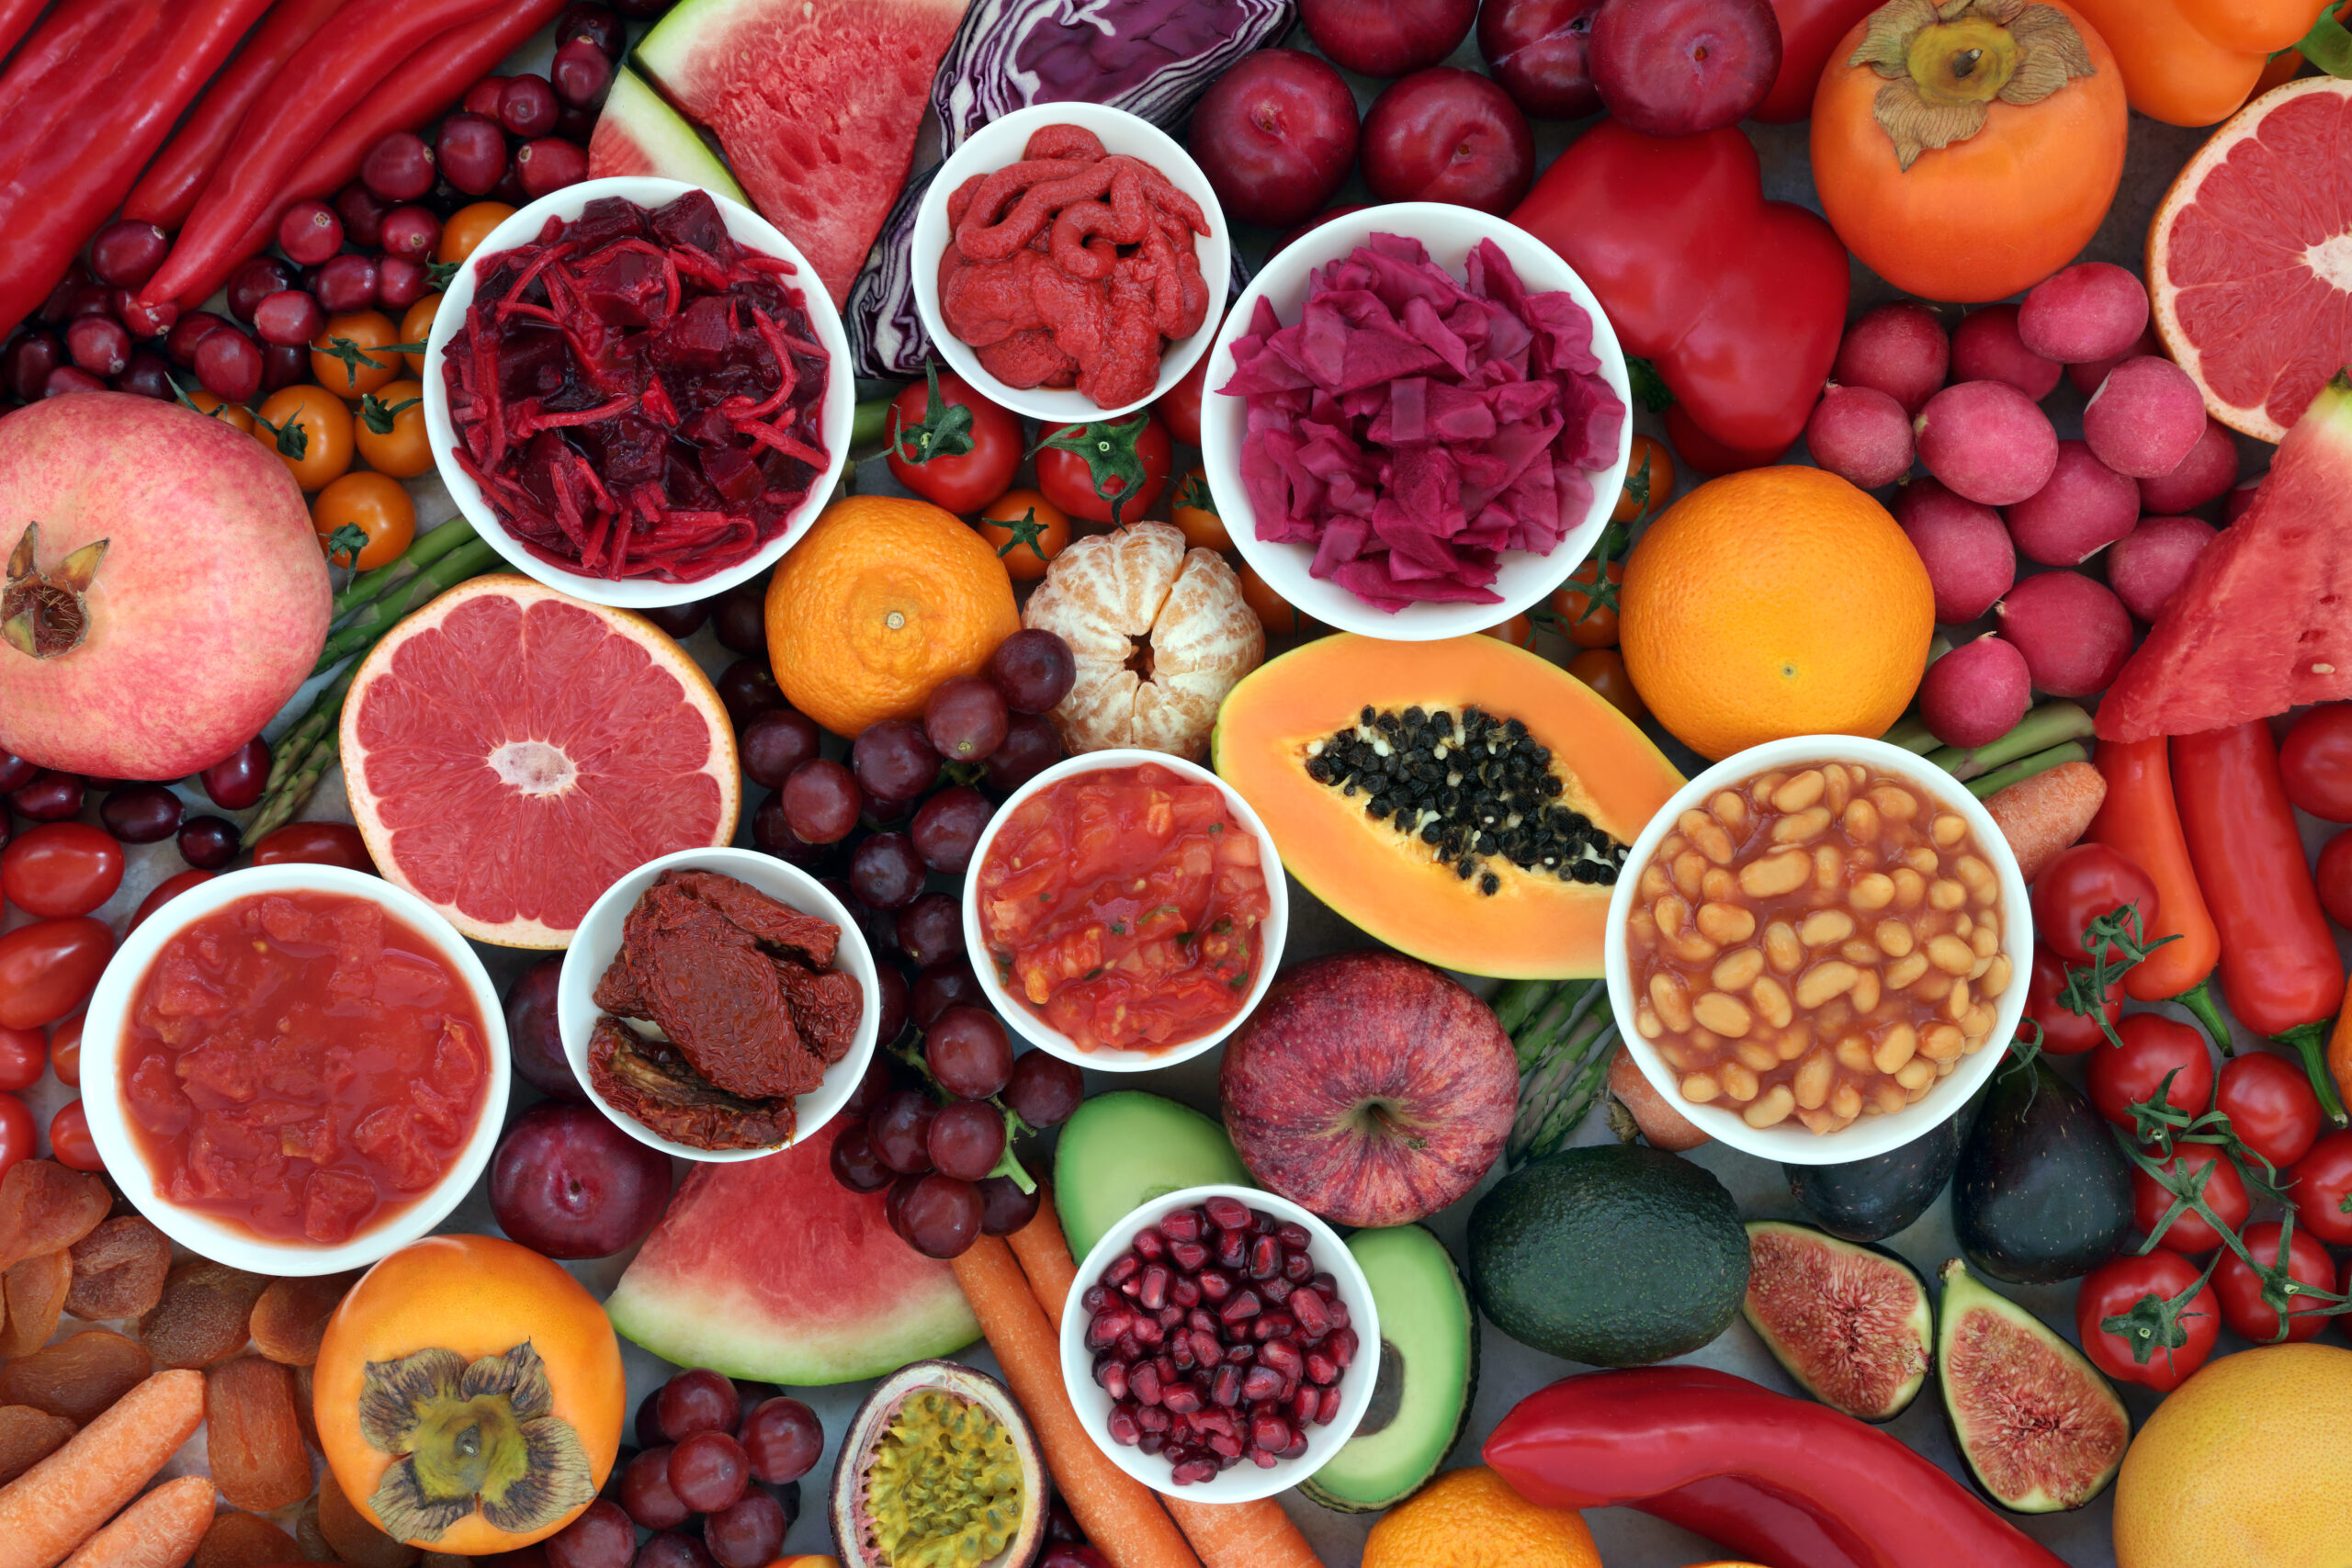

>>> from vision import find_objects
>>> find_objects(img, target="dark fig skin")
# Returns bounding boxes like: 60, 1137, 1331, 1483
1952, 1052, 2132, 1285
1784, 1115, 1962, 1243
491, 1101, 674, 1258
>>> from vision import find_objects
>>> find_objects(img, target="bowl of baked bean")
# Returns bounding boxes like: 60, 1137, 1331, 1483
1605, 734, 2032, 1163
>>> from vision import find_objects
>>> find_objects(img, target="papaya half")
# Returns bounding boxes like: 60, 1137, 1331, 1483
1211, 634, 1683, 978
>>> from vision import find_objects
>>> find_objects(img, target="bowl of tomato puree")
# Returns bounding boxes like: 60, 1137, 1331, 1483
963, 750, 1287, 1071
78, 864, 508, 1274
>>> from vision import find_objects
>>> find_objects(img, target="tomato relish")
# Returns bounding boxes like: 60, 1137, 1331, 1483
121, 891, 488, 1246
977, 763, 1269, 1052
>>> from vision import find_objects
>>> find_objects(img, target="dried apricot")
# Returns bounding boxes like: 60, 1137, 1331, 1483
292, 1361, 321, 1453
65, 1216, 172, 1321
0, 1250, 71, 1355
141, 1260, 270, 1369
0, 1403, 75, 1483
192, 1509, 302, 1568
206, 1356, 313, 1511
0, 1326, 153, 1423
292, 1496, 334, 1562
319, 1464, 424, 1568
0, 1159, 109, 1270
250, 1271, 359, 1367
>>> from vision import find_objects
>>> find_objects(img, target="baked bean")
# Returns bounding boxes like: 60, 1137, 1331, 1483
1851, 871, 1894, 909
1793, 1049, 1834, 1109
1839, 938, 1883, 966
1763, 920, 1805, 974
1741, 850, 1811, 897
1930, 812, 1968, 847
1927, 877, 1967, 911
1772, 770, 1826, 813
1886, 952, 1929, 989
1775, 1026, 1812, 1062
1832, 1081, 1863, 1119
1772, 806, 1832, 843
1650, 972, 1693, 1032
1902, 845, 1940, 875
1982, 953, 2012, 996
1752, 975, 1792, 1028
1798, 909, 1855, 946
1922, 1022, 1965, 1061
1672, 850, 1707, 898
1720, 1060, 1758, 1101
1824, 766, 1853, 815
1712, 791, 1747, 830
1698, 901, 1758, 946
1849, 967, 1881, 1013
1640, 861, 1671, 899
1634, 1003, 1662, 1039
1693, 991, 1753, 1037
1682, 1072, 1721, 1102
1842, 799, 1881, 842
1874, 918, 1915, 957
1713, 947, 1766, 990
1870, 784, 1919, 820
1734, 1038, 1778, 1073
1795, 960, 1860, 1008
1702, 867, 1738, 903
1970, 924, 1999, 959
1895, 1058, 1935, 1090
1892, 868, 1927, 907
1680, 810, 1736, 865
1872, 1024, 1917, 1074
1954, 854, 1998, 906
1744, 1085, 1797, 1128
1928, 933, 1975, 974
1835, 1034, 1876, 1074
1814, 846, 1843, 889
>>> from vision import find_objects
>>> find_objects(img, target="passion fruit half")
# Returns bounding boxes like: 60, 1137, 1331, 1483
829, 1359, 1046, 1568
1740, 1220, 1932, 1423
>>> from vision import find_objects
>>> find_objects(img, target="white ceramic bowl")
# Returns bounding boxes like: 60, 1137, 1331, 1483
962, 749, 1287, 1073
422, 175, 854, 609
1605, 735, 2034, 1165
1057, 1184, 1377, 1503
78, 864, 509, 1275
1197, 202, 1631, 641
558, 846, 878, 1162
910, 102, 1232, 423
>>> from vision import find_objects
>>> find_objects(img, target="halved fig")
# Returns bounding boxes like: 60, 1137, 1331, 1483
1935, 1258, 2129, 1514
1740, 1220, 1931, 1423
829, 1359, 1046, 1568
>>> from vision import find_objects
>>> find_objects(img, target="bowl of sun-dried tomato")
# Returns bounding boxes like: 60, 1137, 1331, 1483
424, 176, 854, 610
913, 102, 1232, 423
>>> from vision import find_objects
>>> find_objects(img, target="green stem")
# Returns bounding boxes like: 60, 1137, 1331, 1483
2276, 1020, 2349, 1129
332, 517, 480, 623
1931, 702, 2096, 780
1967, 740, 2089, 798
1880, 715, 1941, 755
311, 536, 500, 675
2167, 978, 2237, 1059
2298, 6, 2352, 74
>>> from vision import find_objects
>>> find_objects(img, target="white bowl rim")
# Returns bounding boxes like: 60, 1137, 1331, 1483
1196, 200, 1632, 641
555, 845, 879, 1162
421, 175, 854, 609
1605, 734, 2035, 1165
77, 863, 511, 1275
960, 748, 1288, 1073
909, 102, 1233, 424
1057, 1182, 1379, 1502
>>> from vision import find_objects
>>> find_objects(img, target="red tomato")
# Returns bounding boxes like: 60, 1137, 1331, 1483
250, 821, 377, 874
2317, 829, 2352, 931
0, 1092, 32, 1181
49, 1012, 82, 1089
0, 821, 124, 918
1035, 414, 1173, 526
2075, 1251, 2219, 1393
0, 1025, 43, 1093
2216, 1049, 2323, 1169
47, 1100, 99, 1173
884, 369, 1023, 513
2024, 942, 2116, 1055
2214, 1220, 2337, 1343
1154, 350, 1207, 447
2086, 1013, 2213, 1133
2290, 1130, 2352, 1245
0, 917, 112, 1030
2132, 1144, 2249, 1255
2279, 702, 2352, 822
130, 869, 215, 933
2030, 842, 2163, 966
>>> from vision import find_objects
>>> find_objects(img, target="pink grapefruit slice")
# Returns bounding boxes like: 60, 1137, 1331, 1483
2149, 76, 2352, 444
342, 574, 741, 947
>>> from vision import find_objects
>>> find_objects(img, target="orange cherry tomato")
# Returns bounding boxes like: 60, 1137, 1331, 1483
254, 383, 356, 491
1170, 468, 1231, 552
355, 378, 431, 479
1551, 559, 1623, 649
312, 309, 404, 397
1479, 611, 1538, 649
1569, 647, 1645, 724
313, 471, 415, 570
251, 821, 378, 874
441, 202, 516, 267
1238, 560, 1313, 637
47, 1100, 99, 1172
1615, 434, 1675, 524
974, 488, 1070, 581
185, 389, 254, 434
401, 294, 442, 376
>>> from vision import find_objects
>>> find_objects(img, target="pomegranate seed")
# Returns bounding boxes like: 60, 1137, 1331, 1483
1132, 1360, 1162, 1405
1248, 1235, 1282, 1280
1253, 1312, 1296, 1342
1086, 1313, 1124, 1349
1275, 1222, 1311, 1248
1094, 1358, 1128, 1401
1310, 1271, 1338, 1294
1172, 1458, 1217, 1486
1160, 1207, 1203, 1243
1306, 1349, 1339, 1385
1190, 1329, 1223, 1368
1206, 1431, 1242, 1459
1136, 1404, 1170, 1433
1215, 1228, 1249, 1269
1132, 1315, 1164, 1348
1196, 1269, 1232, 1303
1329, 1298, 1351, 1330
1138, 1264, 1170, 1311
1211, 1365, 1243, 1407
1219, 1290, 1262, 1324
1121, 1276, 1143, 1297
1171, 1277, 1201, 1308
1252, 1413, 1292, 1452
1241, 1365, 1284, 1404
1293, 1287, 1331, 1337
1290, 1384, 1317, 1424
1115, 1331, 1143, 1361
1283, 1249, 1313, 1282
1163, 1382, 1204, 1416
1250, 1446, 1280, 1468
1106, 1404, 1140, 1446
1260, 1338, 1303, 1378
1102, 1254, 1140, 1288
1280, 1435, 1310, 1461
1133, 1227, 1167, 1261
1330, 1327, 1358, 1368
1262, 1275, 1295, 1305
1081, 1285, 1109, 1313
1204, 1195, 1251, 1231
1168, 1238, 1209, 1271
1315, 1385, 1343, 1426
1156, 1352, 1180, 1384
1170, 1335, 1195, 1371
1152, 1304, 1182, 1332
1138, 1431, 1165, 1455
1224, 1342, 1257, 1364
1195, 1407, 1234, 1438
1187, 1308, 1218, 1336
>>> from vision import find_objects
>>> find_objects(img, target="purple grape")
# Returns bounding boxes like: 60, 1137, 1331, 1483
176, 815, 241, 870
334, 184, 389, 248
165, 310, 226, 367
848, 831, 926, 911
988, 629, 1077, 714
362, 131, 437, 201
715, 657, 784, 728
923, 675, 1008, 763
910, 785, 991, 874
860, 791, 913, 832
872, 964, 910, 1046
276, 200, 343, 266
896, 893, 961, 969
113, 351, 175, 400
192, 326, 261, 402
985, 713, 1063, 794
899, 1173, 984, 1258
379, 205, 441, 262
752, 793, 840, 872
852, 720, 939, 804
911, 958, 983, 1027
505, 956, 587, 1101
100, 784, 182, 843
64, 316, 129, 378
500, 74, 560, 139
740, 707, 821, 790
89, 220, 169, 288
927, 1100, 1006, 1180
868, 1089, 937, 1174
831, 1121, 893, 1192
782, 761, 862, 844
252, 290, 324, 348
200, 737, 270, 810
437, 112, 509, 196
978, 1174, 1043, 1235
260, 342, 310, 394
1004, 1050, 1084, 1129
637, 599, 708, 639
711, 581, 768, 654
313, 253, 379, 314
925, 1006, 1013, 1100
551, 38, 615, 108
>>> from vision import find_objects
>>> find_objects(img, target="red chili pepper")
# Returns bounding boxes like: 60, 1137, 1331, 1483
1754, 0, 1884, 122
2086, 736, 2233, 1044
139, 0, 510, 310
2174, 721, 2348, 1125
121, 0, 352, 229
0, 0, 51, 73
0, 0, 169, 195
1484, 1367, 2067, 1568
1509, 120, 1849, 467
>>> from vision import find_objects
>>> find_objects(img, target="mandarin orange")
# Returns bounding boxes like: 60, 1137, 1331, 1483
1361, 1465, 1601, 1568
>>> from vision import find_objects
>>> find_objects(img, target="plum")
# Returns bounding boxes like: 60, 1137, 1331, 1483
490, 1102, 673, 1258
1913, 380, 2058, 507
2135, 414, 2237, 514
1950, 305, 2060, 400
504, 957, 586, 1100
1300, 0, 1477, 79
1477, 0, 1606, 119
1920, 636, 2031, 750
2106, 515, 2217, 623
1894, 477, 2014, 624
1804, 384, 1913, 489
2083, 356, 2206, 479
1361, 68, 1535, 215
2017, 263, 2149, 365
1832, 302, 1948, 417
1186, 51, 1359, 229
1996, 571, 2134, 698
1589, 0, 1781, 136
2065, 324, 2159, 397
2002, 440, 2139, 567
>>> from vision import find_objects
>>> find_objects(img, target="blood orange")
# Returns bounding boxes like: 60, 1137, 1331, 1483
342, 575, 740, 947
2149, 77, 2352, 443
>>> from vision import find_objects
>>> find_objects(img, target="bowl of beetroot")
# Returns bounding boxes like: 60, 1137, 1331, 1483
1199, 202, 1632, 639
1058, 1183, 1378, 1502
423, 176, 854, 609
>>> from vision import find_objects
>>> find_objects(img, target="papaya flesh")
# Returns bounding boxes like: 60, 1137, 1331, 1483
1210, 633, 1683, 978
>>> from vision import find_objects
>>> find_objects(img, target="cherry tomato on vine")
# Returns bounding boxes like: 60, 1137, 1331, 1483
440, 201, 515, 267
2214, 1221, 2336, 1343
1, 822, 124, 918
0, 1093, 33, 1181
1550, 559, 1623, 649
1169, 468, 1229, 551
2289, 1131, 2352, 1244
0, 917, 112, 1030
0, 1026, 44, 1094
885, 367, 1023, 513
250, 821, 377, 874
130, 869, 214, 934
1237, 560, 1311, 637
1568, 649, 1645, 724
313, 470, 415, 570
1035, 413, 1172, 526
2031, 843, 2164, 966
2086, 1012, 2213, 1134
184, 389, 254, 434
48, 1011, 82, 1088
47, 1100, 99, 1172
2075, 1251, 2218, 1393
2132, 1143, 2249, 1256
974, 488, 1069, 581
254, 383, 355, 491
1480, 612, 1537, 649
311, 309, 405, 397
2216, 1050, 2323, 1169
1614, 433, 1674, 524
354, 378, 431, 478
2024, 942, 2117, 1055
2279, 703, 2352, 822
400, 295, 441, 376
2316, 829, 2352, 931
1153, 351, 1207, 447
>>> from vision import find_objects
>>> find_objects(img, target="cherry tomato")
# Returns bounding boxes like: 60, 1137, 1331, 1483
0, 1093, 33, 1181
311, 309, 404, 397
1, 821, 123, 918
1237, 561, 1311, 637
1480, 611, 1537, 649
2087, 1012, 2213, 1134
2024, 942, 2118, 1055
2216, 1049, 2324, 1169
0, 1025, 44, 1093
1550, 559, 1623, 649
885, 369, 1023, 513
0, 917, 112, 1029
440, 201, 515, 267
250, 821, 377, 874
1035, 413, 1172, 526
1568, 648, 1645, 725
2214, 1220, 2337, 1343
2289, 1129, 2352, 1244
974, 488, 1069, 581
2031, 843, 2164, 967
254, 382, 356, 491
49, 1011, 82, 1088
313, 470, 415, 570
1614, 433, 1674, 524
185, 389, 254, 433
2280, 702, 2352, 822
2132, 1143, 2249, 1255
400, 294, 441, 376
47, 1100, 99, 1172
130, 869, 214, 933
2075, 1251, 2218, 1393
1154, 351, 1207, 447
1169, 468, 1229, 552
2317, 829, 2352, 931
354, 378, 431, 478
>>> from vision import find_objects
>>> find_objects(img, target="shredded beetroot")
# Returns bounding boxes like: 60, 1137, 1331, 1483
441, 190, 831, 582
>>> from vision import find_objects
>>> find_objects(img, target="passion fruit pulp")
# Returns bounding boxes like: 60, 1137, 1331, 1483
830, 1359, 1046, 1568
1740, 1221, 1932, 1423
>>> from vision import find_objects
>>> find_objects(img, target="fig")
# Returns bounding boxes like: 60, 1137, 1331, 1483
1951, 1048, 2132, 1284
828, 1359, 1046, 1568
1782, 1116, 1959, 1242
1935, 1258, 2128, 1514
1740, 1221, 1931, 1424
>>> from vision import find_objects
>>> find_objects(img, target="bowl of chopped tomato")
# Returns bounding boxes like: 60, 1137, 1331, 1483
423, 176, 855, 610
963, 750, 1287, 1071
76, 863, 510, 1275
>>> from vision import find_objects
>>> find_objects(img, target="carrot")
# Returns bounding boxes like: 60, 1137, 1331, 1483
1607, 1043, 1708, 1152
948, 1238, 1201, 1568
59, 1476, 214, 1568
1984, 759, 2107, 884
0, 1371, 204, 1568
1006, 1184, 1079, 1332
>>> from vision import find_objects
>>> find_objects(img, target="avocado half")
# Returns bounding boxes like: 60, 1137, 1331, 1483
1300, 1225, 1477, 1513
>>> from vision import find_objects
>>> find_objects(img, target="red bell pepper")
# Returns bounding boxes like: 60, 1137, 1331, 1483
1510, 121, 1849, 468
1755, 0, 1883, 121
1485, 1367, 2068, 1568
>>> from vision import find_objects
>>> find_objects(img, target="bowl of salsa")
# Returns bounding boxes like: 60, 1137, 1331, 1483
963, 750, 1287, 1071
78, 864, 509, 1275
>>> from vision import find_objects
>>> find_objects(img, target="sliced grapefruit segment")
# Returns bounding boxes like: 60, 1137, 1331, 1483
343, 575, 740, 947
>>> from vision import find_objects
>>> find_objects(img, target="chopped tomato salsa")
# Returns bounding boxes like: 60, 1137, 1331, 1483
977, 763, 1269, 1052
121, 892, 488, 1246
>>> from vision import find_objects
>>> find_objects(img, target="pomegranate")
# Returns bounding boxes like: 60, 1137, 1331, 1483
0, 394, 328, 778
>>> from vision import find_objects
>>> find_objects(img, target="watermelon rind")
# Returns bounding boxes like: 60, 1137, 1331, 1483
587, 67, 749, 206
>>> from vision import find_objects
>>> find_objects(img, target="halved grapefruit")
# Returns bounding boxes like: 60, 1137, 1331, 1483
2149, 77, 2352, 443
342, 575, 740, 947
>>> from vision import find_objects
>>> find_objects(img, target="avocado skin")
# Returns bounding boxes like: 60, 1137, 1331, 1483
1784, 1115, 1962, 1243
1468, 1143, 1748, 1367
1952, 1052, 2132, 1284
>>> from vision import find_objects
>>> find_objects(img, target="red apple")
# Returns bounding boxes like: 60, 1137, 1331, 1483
1219, 951, 1517, 1226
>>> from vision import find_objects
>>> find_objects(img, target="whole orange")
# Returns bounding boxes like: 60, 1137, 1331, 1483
764, 494, 1020, 738
1619, 466, 1931, 761
1362, 1466, 1600, 1568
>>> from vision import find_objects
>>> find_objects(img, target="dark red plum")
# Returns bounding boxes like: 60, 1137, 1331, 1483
490, 1101, 673, 1258
1300, 0, 1477, 78
504, 956, 589, 1101
1478, 0, 1606, 119
1361, 69, 1536, 215
1589, 0, 1781, 136
1185, 51, 1359, 231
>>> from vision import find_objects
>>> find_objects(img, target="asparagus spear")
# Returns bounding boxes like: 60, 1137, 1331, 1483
329, 516, 481, 625
1524, 1022, 1622, 1165
1928, 702, 2094, 780
1507, 1009, 1619, 1167
1492, 978, 1560, 1039
311, 535, 501, 676
1968, 740, 2089, 798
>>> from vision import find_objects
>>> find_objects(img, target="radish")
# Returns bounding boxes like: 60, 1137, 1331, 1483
2106, 515, 2217, 623
2018, 263, 2149, 364
1914, 380, 2058, 507
2083, 356, 2207, 479
2003, 440, 2140, 566
2134, 414, 2238, 514
1832, 302, 1948, 416
1951, 304, 2060, 400
1893, 477, 2014, 624
1804, 383, 1914, 488
1996, 571, 2134, 697
1920, 635, 2031, 749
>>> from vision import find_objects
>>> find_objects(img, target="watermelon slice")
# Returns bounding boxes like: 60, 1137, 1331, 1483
2096, 371, 2352, 742
636, 0, 967, 308
587, 67, 749, 206
605, 1121, 978, 1382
